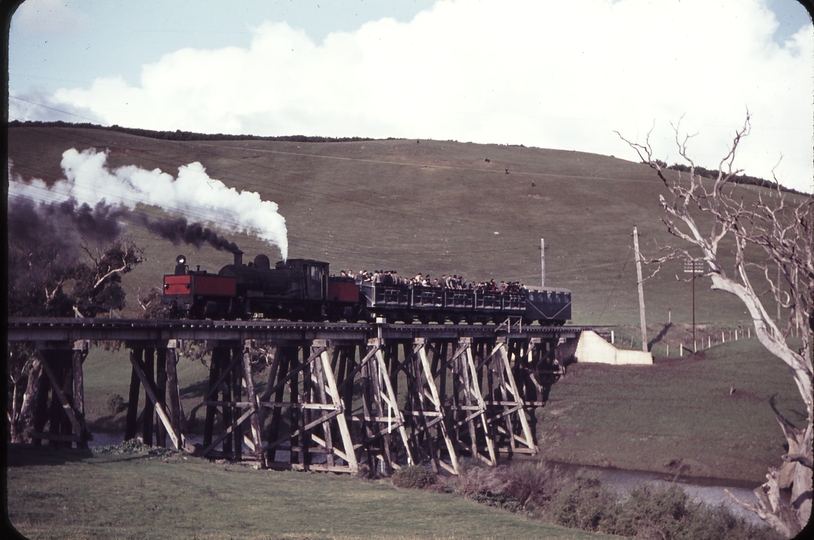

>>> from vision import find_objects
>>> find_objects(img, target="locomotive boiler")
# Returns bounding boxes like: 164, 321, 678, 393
162, 252, 571, 325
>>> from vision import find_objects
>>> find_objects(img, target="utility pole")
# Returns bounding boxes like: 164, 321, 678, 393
683, 259, 703, 353
633, 226, 647, 352
540, 238, 545, 288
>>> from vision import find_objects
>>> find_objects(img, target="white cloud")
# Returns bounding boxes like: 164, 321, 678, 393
46, 0, 813, 191
9, 88, 105, 124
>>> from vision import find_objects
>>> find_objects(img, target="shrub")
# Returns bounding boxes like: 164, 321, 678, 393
604, 482, 780, 540
391, 465, 436, 489
454, 463, 781, 540
611, 483, 689, 539
457, 463, 508, 498
458, 461, 569, 514
457, 464, 522, 511
502, 461, 568, 510
546, 473, 619, 533
107, 394, 126, 415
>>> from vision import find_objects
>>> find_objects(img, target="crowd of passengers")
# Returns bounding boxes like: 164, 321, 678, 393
338, 269, 526, 295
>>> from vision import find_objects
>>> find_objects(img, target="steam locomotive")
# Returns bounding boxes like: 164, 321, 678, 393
162, 252, 571, 325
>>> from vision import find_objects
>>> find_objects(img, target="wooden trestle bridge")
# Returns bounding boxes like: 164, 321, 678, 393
7, 318, 598, 475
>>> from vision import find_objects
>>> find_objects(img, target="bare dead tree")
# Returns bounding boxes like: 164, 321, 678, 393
617, 114, 812, 537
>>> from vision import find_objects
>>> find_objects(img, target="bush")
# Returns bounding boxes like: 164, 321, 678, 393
107, 394, 126, 415
610, 483, 781, 540
457, 461, 568, 514
611, 483, 690, 539
547, 473, 619, 532
452, 462, 780, 539
502, 461, 568, 510
391, 465, 436, 489
457, 464, 522, 511
458, 464, 508, 498
549, 479, 781, 540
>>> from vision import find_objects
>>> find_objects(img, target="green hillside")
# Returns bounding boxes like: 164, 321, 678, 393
7, 123, 785, 330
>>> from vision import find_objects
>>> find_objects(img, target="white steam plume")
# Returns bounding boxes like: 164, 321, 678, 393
8, 148, 289, 260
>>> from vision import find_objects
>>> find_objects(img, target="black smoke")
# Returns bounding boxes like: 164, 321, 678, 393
8, 197, 126, 256
7, 197, 130, 316
138, 215, 241, 254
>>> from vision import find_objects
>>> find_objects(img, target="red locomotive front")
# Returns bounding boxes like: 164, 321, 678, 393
162, 255, 238, 319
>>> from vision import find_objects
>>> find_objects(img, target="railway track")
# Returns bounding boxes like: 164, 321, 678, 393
7, 317, 608, 342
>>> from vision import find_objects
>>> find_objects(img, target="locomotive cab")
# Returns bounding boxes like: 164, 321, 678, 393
275, 259, 329, 301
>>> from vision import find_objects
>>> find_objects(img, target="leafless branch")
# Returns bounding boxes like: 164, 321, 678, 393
618, 114, 813, 534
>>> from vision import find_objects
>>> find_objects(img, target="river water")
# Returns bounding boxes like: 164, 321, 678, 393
89, 433, 765, 526
548, 461, 764, 526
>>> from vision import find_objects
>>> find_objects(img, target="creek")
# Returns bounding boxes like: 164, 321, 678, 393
549, 461, 764, 526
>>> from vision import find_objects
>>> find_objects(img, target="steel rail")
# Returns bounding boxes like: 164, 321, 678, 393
6, 317, 607, 343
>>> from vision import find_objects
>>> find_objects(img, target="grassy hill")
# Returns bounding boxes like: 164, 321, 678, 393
8, 123, 787, 331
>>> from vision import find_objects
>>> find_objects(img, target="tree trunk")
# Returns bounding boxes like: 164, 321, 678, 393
730, 420, 812, 537
14, 355, 44, 443
710, 275, 813, 535
777, 419, 812, 533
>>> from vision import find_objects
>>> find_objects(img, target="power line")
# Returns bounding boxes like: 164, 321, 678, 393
9, 96, 99, 123
596, 247, 633, 324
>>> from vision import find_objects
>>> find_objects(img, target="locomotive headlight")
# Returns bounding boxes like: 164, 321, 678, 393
176, 254, 187, 265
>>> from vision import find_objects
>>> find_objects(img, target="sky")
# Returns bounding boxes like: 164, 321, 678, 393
7, 0, 814, 193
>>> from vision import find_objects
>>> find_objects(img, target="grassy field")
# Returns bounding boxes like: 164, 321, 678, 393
536, 338, 803, 483
6, 445, 615, 540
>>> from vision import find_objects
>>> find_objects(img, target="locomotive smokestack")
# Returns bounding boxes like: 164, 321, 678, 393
234, 250, 244, 266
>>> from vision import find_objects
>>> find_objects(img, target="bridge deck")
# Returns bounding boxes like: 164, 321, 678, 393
7, 317, 600, 343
